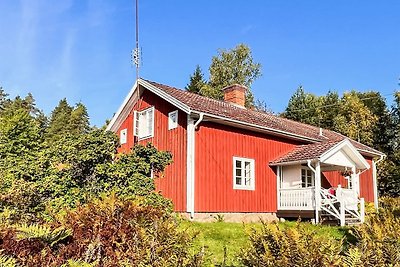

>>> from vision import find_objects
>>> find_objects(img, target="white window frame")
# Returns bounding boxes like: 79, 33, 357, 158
301, 167, 315, 188
119, 128, 127, 144
345, 175, 352, 189
168, 110, 178, 130
233, 157, 255, 190
133, 106, 155, 140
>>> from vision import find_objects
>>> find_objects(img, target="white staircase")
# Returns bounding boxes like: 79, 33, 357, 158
319, 188, 365, 226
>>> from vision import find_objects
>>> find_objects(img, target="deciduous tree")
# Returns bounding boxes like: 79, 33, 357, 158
188, 44, 262, 108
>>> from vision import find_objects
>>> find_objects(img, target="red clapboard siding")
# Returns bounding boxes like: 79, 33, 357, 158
323, 171, 348, 188
195, 121, 301, 213
359, 158, 374, 202
116, 89, 187, 211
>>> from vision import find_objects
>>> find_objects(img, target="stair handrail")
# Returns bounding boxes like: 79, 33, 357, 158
319, 188, 341, 220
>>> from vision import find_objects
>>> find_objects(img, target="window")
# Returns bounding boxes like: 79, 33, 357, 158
345, 176, 353, 189
119, 128, 127, 144
301, 168, 314, 188
134, 106, 155, 139
233, 157, 255, 190
168, 110, 178, 130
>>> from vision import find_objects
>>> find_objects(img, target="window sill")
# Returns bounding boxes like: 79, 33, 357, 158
233, 185, 255, 191
138, 135, 154, 141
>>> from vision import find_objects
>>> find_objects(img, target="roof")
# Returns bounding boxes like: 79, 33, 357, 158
107, 78, 384, 157
143, 79, 383, 157
270, 139, 371, 170
270, 141, 341, 165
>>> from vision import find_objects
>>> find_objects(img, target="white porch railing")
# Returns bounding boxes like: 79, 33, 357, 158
279, 187, 365, 225
320, 187, 365, 226
278, 188, 315, 210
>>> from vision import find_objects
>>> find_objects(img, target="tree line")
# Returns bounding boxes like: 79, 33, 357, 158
0, 88, 172, 220
185, 44, 399, 197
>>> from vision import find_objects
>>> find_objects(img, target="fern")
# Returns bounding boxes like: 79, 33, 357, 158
0, 254, 18, 267
16, 223, 71, 246
343, 247, 363, 267
61, 259, 95, 267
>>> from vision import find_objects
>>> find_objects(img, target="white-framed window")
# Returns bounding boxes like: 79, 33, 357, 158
119, 128, 127, 144
168, 110, 178, 130
345, 176, 352, 189
233, 157, 255, 190
134, 106, 155, 139
301, 168, 315, 188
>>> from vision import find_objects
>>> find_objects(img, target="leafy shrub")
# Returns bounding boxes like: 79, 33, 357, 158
239, 221, 343, 266
379, 196, 400, 217
0, 195, 203, 267
345, 208, 400, 266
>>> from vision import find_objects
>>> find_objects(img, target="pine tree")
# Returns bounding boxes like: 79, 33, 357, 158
282, 85, 322, 126
0, 87, 9, 111
70, 102, 90, 135
45, 98, 73, 143
185, 65, 206, 94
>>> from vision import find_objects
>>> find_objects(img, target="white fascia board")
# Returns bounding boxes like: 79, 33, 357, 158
358, 149, 385, 158
138, 79, 191, 114
319, 139, 370, 170
106, 79, 191, 132
106, 80, 139, 132
269, 160, 312, 166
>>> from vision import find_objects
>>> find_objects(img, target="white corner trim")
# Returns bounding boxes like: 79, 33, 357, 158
139, 79, 191, 114
186, 116, 195, 217
372, 155, 385, 210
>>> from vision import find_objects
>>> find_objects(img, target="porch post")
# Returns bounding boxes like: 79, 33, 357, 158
372, 160, 379, 210
315, 161, 321, 224
277, 166, 282, 210
351, 166, 360, 197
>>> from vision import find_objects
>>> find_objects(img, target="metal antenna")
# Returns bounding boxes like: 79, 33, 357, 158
131, 0, 140, 80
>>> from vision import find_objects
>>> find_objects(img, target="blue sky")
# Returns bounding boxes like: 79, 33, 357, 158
0, 1, 399, 126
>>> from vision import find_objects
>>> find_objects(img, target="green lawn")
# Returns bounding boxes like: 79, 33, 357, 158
180, 220, 347, 266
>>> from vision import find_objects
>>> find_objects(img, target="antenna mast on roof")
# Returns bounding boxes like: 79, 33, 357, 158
131, 0, 141, 81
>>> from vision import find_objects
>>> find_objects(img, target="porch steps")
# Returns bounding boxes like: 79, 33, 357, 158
320, 211, 362, 226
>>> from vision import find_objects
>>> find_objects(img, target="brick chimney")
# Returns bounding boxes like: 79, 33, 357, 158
222, 84, 247, 108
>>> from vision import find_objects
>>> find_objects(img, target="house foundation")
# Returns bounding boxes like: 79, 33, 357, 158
179, 212, 278, 223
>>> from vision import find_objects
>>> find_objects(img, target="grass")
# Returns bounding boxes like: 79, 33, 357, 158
180, 219, 347, 266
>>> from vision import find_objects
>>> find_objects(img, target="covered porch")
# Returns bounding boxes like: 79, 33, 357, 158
271, 139, 369, 226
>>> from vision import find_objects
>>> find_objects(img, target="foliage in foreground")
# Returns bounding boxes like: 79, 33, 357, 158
0, 195, 203, 267
239, 203, 400, 267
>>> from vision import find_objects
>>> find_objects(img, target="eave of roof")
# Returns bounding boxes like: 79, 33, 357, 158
270, 139, 370, 170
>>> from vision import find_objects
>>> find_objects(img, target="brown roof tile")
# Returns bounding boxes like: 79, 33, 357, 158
270, 141, 342, 164
144, 79, 383, 156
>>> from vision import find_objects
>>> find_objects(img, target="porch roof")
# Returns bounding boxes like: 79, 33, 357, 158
270, 139, 370, 170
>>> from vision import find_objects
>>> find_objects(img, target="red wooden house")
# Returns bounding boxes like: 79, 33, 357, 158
106, 78, 385, 225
